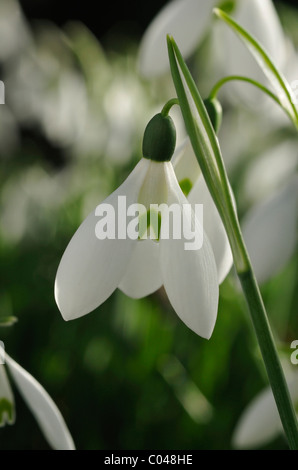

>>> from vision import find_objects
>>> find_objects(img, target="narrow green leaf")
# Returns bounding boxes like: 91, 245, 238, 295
213, 8, 298, 128
167, 35, 248, 272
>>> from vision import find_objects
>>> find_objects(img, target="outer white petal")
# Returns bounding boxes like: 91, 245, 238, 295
243, 177, 298, 283
160, 163, 219, 339
242, 140, 298, 207
188, 174, 233, 284
138, 0, 218, 78
0, 364, 15, 426
55, 159, 150, 320
233, 373, 298, 449
225, 0, 287, 103
119, 239, 162, 298
5, 355, 75, 450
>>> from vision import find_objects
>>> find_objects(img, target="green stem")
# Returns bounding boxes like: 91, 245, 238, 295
167, 36, 298, 448
209, 75, 281, 106
238, 259, 298, 449
161, 98, 179, 117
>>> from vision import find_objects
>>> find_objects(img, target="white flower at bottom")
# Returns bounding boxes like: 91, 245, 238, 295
55, 146, 233, 339
232, 368, 298, 449
242, 176, 298, 283
0, 351, 75, 450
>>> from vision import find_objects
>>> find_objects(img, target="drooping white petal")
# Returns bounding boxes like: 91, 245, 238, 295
160, 163, 219, 339
0, 364, 15, 427
5, 355, 75, 450
55, 158, 150, 320
138, 0, 218, 78
188, 174, 233, 284
232, 373, 298, 449
242, 177, 298, 283
224, 0, 287, 103
119, 239, 162, 298
242, 140, 298, 207
172, 138, 232, 283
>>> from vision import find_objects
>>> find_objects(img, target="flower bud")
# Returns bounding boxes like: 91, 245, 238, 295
203, 98, 222, 133
142, 113, 176, 162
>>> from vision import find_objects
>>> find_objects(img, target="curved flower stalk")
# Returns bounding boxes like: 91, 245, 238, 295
55, 112, 233, 339
232, 367, 298, 449
242, 176, 298, 284
138, 0, 287, 91
0, 350, 75, 450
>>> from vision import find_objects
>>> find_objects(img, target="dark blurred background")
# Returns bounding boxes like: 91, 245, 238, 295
19, 0, 169, 43
18, 0, 297, 42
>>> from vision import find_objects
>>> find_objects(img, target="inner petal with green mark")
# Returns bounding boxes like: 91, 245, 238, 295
138, 160, 169, 241
0, 398, 15, 426
138, 209, 162, 241
0, 365, 15, 426
172, 139, 201, 197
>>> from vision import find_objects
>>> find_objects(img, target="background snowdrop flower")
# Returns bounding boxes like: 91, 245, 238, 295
242, 176, 298, 284
0, 0, 32, 62
221, 0, 287, 104
138, 0, 287, 89
138, 0, 218, 78
232, 366, 298, 449
0, 350, 75, 450
55, 113, 224, 339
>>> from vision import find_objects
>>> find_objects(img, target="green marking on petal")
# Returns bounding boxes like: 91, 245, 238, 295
0, 316, 18, 328
0, 398, 15, 426
138, 209, 162, 241
179, 178, 193, 197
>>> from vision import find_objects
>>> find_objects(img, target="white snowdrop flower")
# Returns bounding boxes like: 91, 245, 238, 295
55, 113, 232, 339
0, 0, 32, 62
0, 347, 75, 450
232, 367, 298, 449
138, 0, 287, 99
242, 176, 298, 284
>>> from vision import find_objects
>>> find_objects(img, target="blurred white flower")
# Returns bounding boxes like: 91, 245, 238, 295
7, 23, 87, 148
0, 0, 32, 62
55, 136, 234, 338
242, 176, 298, 283
241, 140, 298, 207
0, 165, 71, 244
138, 0, 218, 78
232, 365, 298, 449
103, 70, 152, 165
0, 350, 75, 450
138, 0, 287, 90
